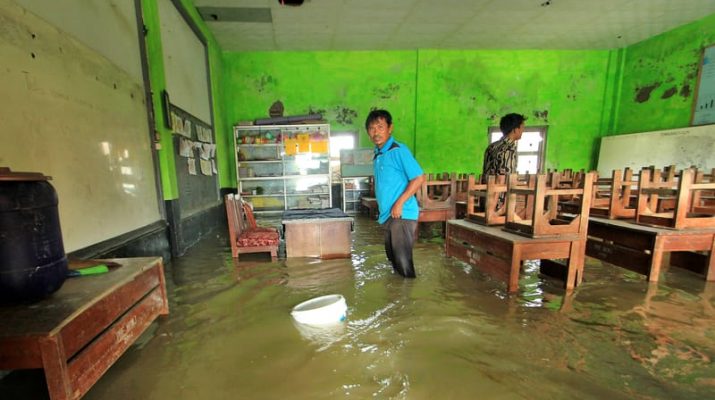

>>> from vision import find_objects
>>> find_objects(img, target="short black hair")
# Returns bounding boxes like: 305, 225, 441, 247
499, 113, 527, 135
365, 109, 392, 130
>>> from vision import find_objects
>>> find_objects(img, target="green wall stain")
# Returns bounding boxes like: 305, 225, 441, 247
615, 13, 715, 134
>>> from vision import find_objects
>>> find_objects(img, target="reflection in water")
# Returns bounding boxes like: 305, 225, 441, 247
2, 217, 714, 399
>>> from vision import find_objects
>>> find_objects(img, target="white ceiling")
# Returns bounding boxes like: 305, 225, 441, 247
193, 0, 715, 52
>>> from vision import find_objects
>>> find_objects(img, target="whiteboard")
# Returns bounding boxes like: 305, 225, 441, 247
0, 1, 161, 252
692, 44, 715, 126
597, 124, 715, 175
159, 0, 212, 124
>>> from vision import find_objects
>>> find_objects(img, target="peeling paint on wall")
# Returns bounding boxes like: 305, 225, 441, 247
634, 83, 661, 103
334, 106, 358, 125
373, 83, 400, 99
532, 109, 549, 122
253, 75, 276, 93
661, 86, 677, 99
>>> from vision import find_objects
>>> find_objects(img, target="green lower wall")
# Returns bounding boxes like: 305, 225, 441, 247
615, 13, 715, 134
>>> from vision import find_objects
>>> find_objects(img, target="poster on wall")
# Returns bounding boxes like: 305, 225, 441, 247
692, 44, 715, 126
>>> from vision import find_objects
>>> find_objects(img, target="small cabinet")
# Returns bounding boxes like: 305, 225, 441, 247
234, 124, 331, 213
342, 176, 371, 214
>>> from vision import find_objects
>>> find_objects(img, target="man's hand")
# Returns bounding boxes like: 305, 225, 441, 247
391, 201, 404, 219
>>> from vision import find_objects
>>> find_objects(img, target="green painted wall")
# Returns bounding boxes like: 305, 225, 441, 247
218, 14, 715, 187
222, 49, 614, 182
221, 51, 417, 185
416, 49, 615, 173
142, 0, 227, 199
614, 13, 715, 134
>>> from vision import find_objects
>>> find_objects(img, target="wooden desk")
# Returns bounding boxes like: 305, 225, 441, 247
0, 257, 169, 400
282, 209, 353, 258
360, 196, 378, 219
446, 219, 586, 292
586, 217, 715, 282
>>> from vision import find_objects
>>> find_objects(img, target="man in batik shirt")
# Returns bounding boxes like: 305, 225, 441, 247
482, 113, 526, 208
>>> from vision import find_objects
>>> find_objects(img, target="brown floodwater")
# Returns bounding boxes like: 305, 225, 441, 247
2, 215, 715, 399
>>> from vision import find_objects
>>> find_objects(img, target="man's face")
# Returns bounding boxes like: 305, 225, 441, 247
367, 118, 393, 148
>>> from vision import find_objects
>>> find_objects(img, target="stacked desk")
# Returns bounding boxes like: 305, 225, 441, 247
586, 217, 715, 282
0, 257, 168, 400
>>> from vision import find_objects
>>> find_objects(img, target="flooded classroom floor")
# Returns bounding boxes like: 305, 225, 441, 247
2, 215, 715, 399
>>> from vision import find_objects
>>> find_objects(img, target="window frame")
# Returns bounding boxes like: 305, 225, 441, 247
487, 125, 548, 174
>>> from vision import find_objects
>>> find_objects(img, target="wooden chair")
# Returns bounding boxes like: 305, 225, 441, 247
417, 174, 457, 223
225, 194, 280, 260
454, 173, 472, 219
504, 172, 596, 238
466, 174, 508, 225
636, 168, 715, 229
692, 168, 715, 214
589, 168, 638, 219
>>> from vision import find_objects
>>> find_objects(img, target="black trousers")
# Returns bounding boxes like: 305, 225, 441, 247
384, 218, 418, 278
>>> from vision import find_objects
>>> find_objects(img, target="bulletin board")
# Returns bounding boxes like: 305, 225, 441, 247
691, 44, 715, 126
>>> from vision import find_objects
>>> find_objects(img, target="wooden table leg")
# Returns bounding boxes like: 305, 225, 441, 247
156, 262, 170, 316
566, 240, 584, 290
648, 236, 665, 282
707, 236, 715, 281
508, 246, 522, 293
39, 335, 72, 400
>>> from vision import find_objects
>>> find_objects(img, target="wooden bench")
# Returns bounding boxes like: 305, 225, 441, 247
0, 257, 168, 400
225, 194, 280, 260
446, 220, 587, 292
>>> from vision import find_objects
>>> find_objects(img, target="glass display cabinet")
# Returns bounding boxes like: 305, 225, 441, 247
234, 124, 331, 213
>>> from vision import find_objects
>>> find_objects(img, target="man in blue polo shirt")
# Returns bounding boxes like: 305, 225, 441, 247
365, 109, 425, 278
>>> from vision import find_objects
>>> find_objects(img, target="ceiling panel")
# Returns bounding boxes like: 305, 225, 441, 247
194, 0, 715, 51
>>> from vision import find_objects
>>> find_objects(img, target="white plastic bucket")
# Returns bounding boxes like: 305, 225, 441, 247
291, 294, 347, 326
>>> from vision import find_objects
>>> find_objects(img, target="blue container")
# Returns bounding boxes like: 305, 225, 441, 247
0, 168, 68, 303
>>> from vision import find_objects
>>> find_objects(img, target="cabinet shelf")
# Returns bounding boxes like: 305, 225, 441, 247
238, 160, 282, 164
241, 194, 284, 198
341, 176, 372, 214
286, 192, 329, 197
239, 143, 282, 147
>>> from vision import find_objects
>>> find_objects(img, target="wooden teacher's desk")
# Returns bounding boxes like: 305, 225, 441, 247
282, 208, 353, 258
0, 257, 169, 400
586, 217, 715, 282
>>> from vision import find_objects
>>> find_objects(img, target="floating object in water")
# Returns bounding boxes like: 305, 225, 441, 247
291, 294, 347, 326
